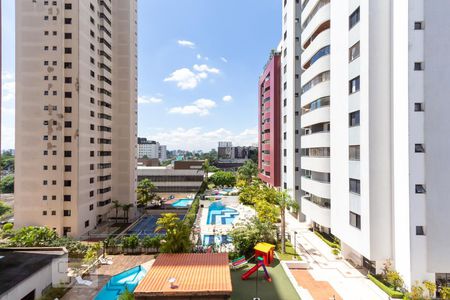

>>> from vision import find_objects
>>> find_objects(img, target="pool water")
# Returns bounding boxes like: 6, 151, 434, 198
203, 234, 232, 246
171, 198, 194, 207
95, 265, 147, 300
206, 201, 239, 225
126, 214, 185, 237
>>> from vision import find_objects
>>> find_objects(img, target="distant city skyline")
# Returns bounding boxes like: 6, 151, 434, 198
1, 0, 281, 151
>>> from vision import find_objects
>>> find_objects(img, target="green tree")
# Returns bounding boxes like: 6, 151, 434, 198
83, 243, 101, 265
0, 175, 14, 193
440, 286, 450, 300
229, 217, 276, 257
136, 179, 157, 207
237, 160, 258, 183
273, 190, 298, 254
201, 159, 210, 182
238, 181, 260, 205
210, 171, 236, 187
112, 200, 122, 224
119, 288, 135, 300
8, 226, 58, 247
406, 281, 425, 300
155, 213, 191, 253
122, 204, 134, 223
254, 199, 279, 224
0, 201, 11, 218
423, 280, 436, 299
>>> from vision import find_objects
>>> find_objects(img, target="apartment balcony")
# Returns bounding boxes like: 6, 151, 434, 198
301, 106, 330, 128
301, 156, 330, 173
262, 123, 270, 131
349, 160, 360, 179
263, 79, 271, 89
301, 131, 330, 148
301, 1, 330, 48
301, 0, 320, 26
301, 176, 330, 199
301, 28, 330, 64
263, 90, 271, 99
301, 55, 330, 85
302, 196, 331, 228
349, 126, 360, 145
301, 81, 330, 108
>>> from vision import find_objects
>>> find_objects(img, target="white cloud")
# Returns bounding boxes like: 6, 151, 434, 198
164, 68, 202, 90
138, 95, 163, 104
146, 127, 257, 151
220, 57, 228, 63
193, 64, 220, 74
164, 64, 220, 90
222, 95, 233, 102
196, 54, 202, 60
169, 98, 216, 117
177, 40, 195, 48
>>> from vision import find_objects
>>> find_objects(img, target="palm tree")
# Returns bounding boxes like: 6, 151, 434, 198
122, 204, 134, 223
155, 213, 191, 253
237, 160, 258, 183
274, 190, 298, 254
136, 179, 157, 207
112, 200, 122, 224
201, 159, 210, 182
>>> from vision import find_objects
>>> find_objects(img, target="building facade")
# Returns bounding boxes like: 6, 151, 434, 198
15, 0, 138, 238
295, 0, 450, 288
137, 138, 167, 161
258, 52, 281, 187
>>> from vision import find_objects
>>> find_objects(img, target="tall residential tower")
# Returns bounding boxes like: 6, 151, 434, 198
15, 0, 138, 238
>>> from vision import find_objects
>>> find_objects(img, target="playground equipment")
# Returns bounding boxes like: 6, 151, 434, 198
230, 255, 254, 270
241, 257, 272, 282
254, 242, 275, 266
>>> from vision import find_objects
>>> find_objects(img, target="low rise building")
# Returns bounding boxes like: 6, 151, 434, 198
137, 138, 167, 161
0, 247, 69, 300
137, 161, 204, 193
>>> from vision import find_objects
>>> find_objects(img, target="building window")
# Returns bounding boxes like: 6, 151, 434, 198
65, 107, 72, 113
65, 77, 72, 84
414, 62, 424, 71
349, 145, 360, 160
90, 178, 95, 184
414, 103, 424, 112
284, 166, 287, 173
64, 180, 71, 187
349, 178, 361, 194
64, 62, 72, 69
64, 151, 72, 157
416, 226, 425, 235
43, 195, 48, 200
85, 220, 90, 228
349, 111, 360, 127
284, 31, 287, 40
90, 151, 95, 157
65, 3, 72, 10
349, 7, 360, 29
283, 98, 287, 107
64, 195, 71, 202
284, 149, 287, 157
90, 191, 94, 197
414, 21, 424, 30
349, 41, 360, 62
51, 211, 56, 216
349, 211, 361, 229
284, 82, 287, 90
415, 144, 425, 153
65, 121, 72, 128
64, 48, 72, 54
65, 165, 72, 172
349, 76, 360, 94
415, 184, 426, 194
284, 182, 287, 189
43, 180, 48, 185
283, 132, 287, 140
65, 18, 72, 24
64, 210, 71, 217
43, 211, 47, 216
65, 33, 72, 39
65, 92, 72, 98
89, 204, 94, 211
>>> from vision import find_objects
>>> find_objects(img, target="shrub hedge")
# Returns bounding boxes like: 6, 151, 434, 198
314, 231, 341, 250
368, 274, 404, 299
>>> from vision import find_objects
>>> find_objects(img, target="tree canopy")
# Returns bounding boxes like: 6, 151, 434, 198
136, 179, 157, 207
210, 171, 236, 187
0, 175, 14, 193
237, 160, 259, 183
155, 213, 192, 253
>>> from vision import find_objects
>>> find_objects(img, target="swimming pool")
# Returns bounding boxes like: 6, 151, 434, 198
126, 214, 185, 237
171, 198, 193, 207
95, 265, 147, 300
203, 234, 232, 246
206, 201, 239, 225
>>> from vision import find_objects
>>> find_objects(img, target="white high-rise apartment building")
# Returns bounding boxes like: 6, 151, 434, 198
15, 0, 138, 238
137, 138, 167, 161
297, 0, 450, 289
279, 0, 303, 218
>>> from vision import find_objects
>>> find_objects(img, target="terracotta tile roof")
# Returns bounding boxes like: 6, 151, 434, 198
134, 253, 232, 297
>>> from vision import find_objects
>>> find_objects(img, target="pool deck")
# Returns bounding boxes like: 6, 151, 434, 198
199, 196, 256, 236
62, 255, 154, 300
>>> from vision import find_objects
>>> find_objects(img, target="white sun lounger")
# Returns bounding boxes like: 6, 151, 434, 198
75, 276, 93, 286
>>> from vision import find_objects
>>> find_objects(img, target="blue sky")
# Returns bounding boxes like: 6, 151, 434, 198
2, 0, 281, 151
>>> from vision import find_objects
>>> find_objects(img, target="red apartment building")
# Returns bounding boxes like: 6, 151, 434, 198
258, 52, 281, 187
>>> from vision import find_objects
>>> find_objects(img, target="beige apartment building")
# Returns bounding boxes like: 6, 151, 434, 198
15, 0, 138, 238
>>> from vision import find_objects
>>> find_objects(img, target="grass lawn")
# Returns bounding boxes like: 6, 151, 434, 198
276, 241, 301, 261
230, 258, 301, 300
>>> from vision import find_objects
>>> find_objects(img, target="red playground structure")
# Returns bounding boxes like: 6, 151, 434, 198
241, 242, 275, 282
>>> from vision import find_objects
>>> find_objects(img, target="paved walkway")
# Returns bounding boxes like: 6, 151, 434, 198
284, 213, 389, 300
